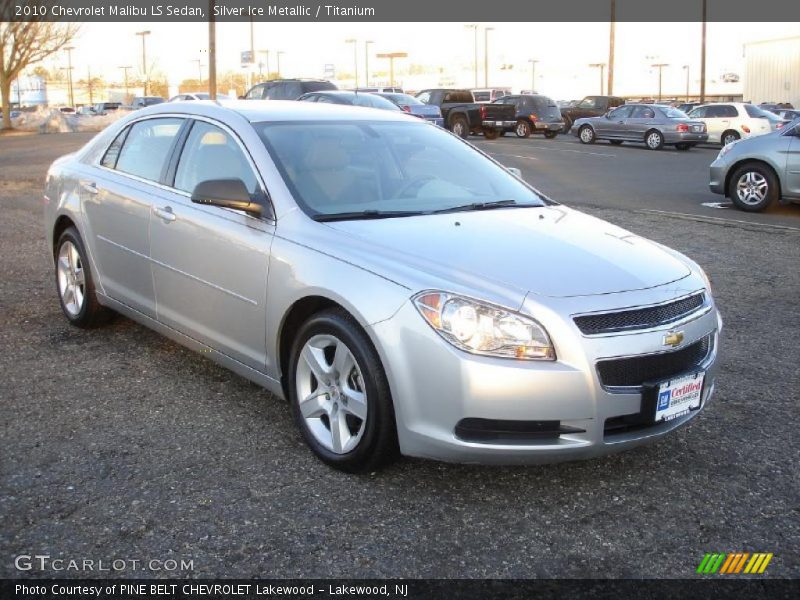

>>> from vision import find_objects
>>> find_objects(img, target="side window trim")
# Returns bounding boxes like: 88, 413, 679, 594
163, 119, 196, 187
100, 125, 130, 169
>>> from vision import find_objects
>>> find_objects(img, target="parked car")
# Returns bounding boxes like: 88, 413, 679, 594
58, 107, 76, 114
574, 104, 708, 150
471, 88, 511, 103
297, 90, 402, 113
687, 103, 786, 145
132, 96, 166, 108
372, 92, 444, 127
43, 100, 720, 471
709, 118, 800, 211
243, 79, 337, 100
560, 95, 626, 133
492, 94, 563, 138
773, 109, 800, 121
76, 106, 96, 116
414, 88, 516, 139
92, 102, 122, 115
356, 87, 404, 93
675, 102, 701, 114
170, 93, 231, 102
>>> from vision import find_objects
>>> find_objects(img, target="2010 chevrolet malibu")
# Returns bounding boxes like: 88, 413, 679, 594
43, 101, 721, 472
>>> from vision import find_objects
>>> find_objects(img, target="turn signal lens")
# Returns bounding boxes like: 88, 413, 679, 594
414, 292, 555, 360
741, 125, 751, 133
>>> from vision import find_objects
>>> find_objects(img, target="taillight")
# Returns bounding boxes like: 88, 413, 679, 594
479, 105, 487, 119
400, 105, 411, 113
676, 124, 689, 132
741, 125, 750, 133
776, 122, 784, 129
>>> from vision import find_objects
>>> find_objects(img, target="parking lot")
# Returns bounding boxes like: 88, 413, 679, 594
1, 131, 798, 579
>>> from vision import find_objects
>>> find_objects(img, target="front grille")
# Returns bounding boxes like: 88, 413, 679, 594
574, 293, 705, 335
597, 335, 711, 389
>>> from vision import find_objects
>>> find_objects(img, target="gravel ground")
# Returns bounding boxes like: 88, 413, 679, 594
1, 132, 798, 579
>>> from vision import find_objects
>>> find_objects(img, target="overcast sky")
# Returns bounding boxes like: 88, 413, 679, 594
42, 21, 800, 97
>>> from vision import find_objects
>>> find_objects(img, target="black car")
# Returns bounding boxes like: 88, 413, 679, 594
243, 79, 337, 101
297, 90, 402, 112
414, 89, 516, 139
492, 94, 563, 138
560, 95, 626, 133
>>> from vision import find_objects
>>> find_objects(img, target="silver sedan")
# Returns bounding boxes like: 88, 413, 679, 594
44, 101, 721, 471
574, 104, 708, 150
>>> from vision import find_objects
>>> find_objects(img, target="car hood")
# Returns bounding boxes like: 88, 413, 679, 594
322, 206, 691, 299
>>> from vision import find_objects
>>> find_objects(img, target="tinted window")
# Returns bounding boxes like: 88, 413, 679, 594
301, 81, 337, 94
174, 121, 259, 197
256, 121, 544, 217
445, 91, 472, 103
688, 106, 706, 118
472, 91, 490, 102
114, 118, 183, 182
744, 104, 781, 121
608, 106, 633, 119
660, 107, 688, 119
708, 105, 737, 118
385, 93, 422, 106
578, 97, 600, 109
245, 85, 265, 100
630, 106, 655, 119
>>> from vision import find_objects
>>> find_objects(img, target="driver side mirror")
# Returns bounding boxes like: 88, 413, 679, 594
506, 166, 523, 179
191, 179, 263, 217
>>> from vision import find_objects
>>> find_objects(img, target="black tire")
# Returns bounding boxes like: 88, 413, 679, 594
675, 143, 691, 151
543, 130, 558, 139
609, 140, 624, 145
450, 115, 469, 139
287, 308, 399, 472
727, 162, 779, 212
515, 120, 532, 138
498, 130, 506, 137
721, 130, 740, 146
578, 125, 596, 144
562, 117, 573, 134
483, 127, 500, 140
54, 227, 112, 328
645, 129, 664, 150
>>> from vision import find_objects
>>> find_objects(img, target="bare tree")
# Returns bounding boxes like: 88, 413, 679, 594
0, 9, 78, 129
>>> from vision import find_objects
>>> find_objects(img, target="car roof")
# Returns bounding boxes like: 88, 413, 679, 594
129, 99, 415, 124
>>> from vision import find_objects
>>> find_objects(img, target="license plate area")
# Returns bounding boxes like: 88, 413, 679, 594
644, 371, 705, 424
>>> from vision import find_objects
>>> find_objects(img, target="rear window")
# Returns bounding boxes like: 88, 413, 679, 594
386, 93, 422, 105
302, 81, 337, 93
661, 107, 688, 118
744, 104, 781, 121
113, 118, 183, 182
530, 96, 556, 109
472, 91, 490, 102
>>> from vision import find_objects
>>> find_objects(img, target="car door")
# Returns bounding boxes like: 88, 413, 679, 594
689, 106, 716, 141
785, 124, 800, 197
626, 105, 657, 140
599, 105, 632, 138
149, 118, 275, 370
706, 106, 731, 143
83, 117, 186, 318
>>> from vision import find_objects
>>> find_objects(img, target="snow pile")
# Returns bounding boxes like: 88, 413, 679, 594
10, 106, 133, 133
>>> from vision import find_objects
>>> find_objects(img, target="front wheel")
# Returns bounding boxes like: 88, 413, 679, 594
578, 125, 596, 144
721, 130, 740, 146
288, 309, 398, 472
728, 163, 779, 212
55, 227, 112, 328
450, 115, 469, 139
515, 120, 532, 138
645, 129, 664, 150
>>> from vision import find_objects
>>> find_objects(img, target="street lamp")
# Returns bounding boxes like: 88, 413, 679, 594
465, 24, 478, 88
276, 51, 285, 78
528, 59, 538, 93
135, 30, 151, 95
64, 46, 75, 107
484, 26, 494, 88
651, 63, 669, 101
119, 65, 132, 98
683, 64, 690, 101
364, 40, 374, 87
589, 63, 606, 95
345, 38, 358, 88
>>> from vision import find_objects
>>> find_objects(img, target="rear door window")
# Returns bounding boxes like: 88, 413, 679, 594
245, 85, 265, 100
113, 118, 184, 183
630, 106, 655, 119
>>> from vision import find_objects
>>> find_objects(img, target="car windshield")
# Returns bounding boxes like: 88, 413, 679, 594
256, 120, 544, 218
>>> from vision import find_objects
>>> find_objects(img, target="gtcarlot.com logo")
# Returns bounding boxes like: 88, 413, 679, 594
697, 552, 773, 575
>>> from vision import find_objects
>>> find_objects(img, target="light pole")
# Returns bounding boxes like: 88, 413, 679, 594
276, 51, 285, 78
483, 26, 494, 88
345, 39, 358, 88
528, 59, 538, 93
683, 64, 690, 101
608, 0, 616, 95
64, 46, 75, 107
700, 0, 707, 103
589, 63, 606, 95
135, 30, 151, 95
651, 63, 669, 101
364, 40, 374, 87
119, 65, 132, 98
376, 53, 407, 88
465, 24, 478, 88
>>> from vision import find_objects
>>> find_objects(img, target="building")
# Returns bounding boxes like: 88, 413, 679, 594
743, 36, 800, 107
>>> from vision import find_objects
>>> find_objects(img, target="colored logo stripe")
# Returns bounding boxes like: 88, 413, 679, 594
698, 552, 773, 575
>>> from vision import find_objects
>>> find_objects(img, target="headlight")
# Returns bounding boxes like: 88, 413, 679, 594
413, 292, 555, 360
717, 140, 738, 160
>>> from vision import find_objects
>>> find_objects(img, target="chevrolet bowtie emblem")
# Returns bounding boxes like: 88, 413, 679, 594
663, 331, 685, 348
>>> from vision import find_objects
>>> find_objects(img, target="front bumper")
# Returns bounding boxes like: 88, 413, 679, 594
709, 158, 728, 195
369, 280, 721, 464
483, 120, 517, 129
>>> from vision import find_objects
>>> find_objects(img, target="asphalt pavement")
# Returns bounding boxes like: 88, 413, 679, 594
1, 131, 798, 579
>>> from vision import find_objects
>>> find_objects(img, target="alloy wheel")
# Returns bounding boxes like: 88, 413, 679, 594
735, 171, 768, 206
57, 241, 85, 316
295, 334, 368, 454
579, 127, 594, 143
647, 132, 663, 149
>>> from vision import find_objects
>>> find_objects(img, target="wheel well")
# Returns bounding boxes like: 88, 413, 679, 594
52, 215, 76, 257
278, 295, 342, 399
724, 159, 781, 198
644, 128, 661, 138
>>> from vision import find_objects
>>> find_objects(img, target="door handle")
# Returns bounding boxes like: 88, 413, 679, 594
153, 206, 176, 223
80, 180, 98, 194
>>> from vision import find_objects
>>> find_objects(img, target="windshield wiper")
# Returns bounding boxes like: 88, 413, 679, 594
312, 210, 425, 222
431, 199, 522, 214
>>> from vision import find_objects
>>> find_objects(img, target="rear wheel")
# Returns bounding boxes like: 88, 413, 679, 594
450, 115, 469, 139
515, 120, 532, 138
728, 163, 779, 212
288, 309, 398, 472
578, 125, 596, 144
645, 129, 664, 150
721, 130, 740, 146
483, 127, 500, 140
543, 130, 558, 139
54, 227, 112, 328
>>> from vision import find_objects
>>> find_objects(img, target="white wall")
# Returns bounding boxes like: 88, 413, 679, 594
744, 36, 800, 106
